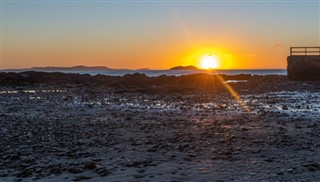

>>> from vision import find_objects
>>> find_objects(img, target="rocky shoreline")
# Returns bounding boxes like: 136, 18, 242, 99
1, 72, 320, 181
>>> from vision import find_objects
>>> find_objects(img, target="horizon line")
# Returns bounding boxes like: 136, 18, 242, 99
1, 65, 287, 71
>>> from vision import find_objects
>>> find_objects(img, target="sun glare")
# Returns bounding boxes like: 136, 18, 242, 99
200, 54, 219, 69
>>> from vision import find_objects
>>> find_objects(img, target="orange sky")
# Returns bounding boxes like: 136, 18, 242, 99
1, 1, 319, 70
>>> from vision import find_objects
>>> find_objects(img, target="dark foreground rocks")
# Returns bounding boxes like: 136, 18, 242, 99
0, 73, 320, 181
0, 71, 314, 94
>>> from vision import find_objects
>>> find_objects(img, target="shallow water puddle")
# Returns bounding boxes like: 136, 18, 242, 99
243, 91, 320, 114
224, 80, 248, 83
2, 89, 319, 116
0, 89, 66, 94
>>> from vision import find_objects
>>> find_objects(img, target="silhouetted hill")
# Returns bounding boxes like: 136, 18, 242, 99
135, 68, 151, 71
3, 65, 202, 72
169, 65, 199, 70
31, 66, 112, 71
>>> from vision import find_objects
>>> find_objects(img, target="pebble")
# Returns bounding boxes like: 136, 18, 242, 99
136, 169, 145, 173
282, 105, 288, 110
68, 167, 83, 174
84, 161, 97, 170
72, 175, 93, 181
16, 168, 32, 178
132, 174, 144, 179
50, 167, 62, 174
302, 162, 320, 172
95, 167, 110, 177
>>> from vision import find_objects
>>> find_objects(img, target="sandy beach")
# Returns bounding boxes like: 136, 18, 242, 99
1, 72, 320, 181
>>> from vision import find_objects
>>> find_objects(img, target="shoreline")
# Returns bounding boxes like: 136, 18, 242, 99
0, 69, 287, 77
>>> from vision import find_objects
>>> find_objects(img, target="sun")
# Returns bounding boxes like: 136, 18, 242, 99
200, 53, 219, 69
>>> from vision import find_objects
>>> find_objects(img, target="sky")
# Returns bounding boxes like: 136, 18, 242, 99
1, 0, 319, 69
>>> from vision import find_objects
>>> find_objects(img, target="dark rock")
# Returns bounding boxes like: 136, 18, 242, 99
50, 167, 62, 174
277, 171, 284, 175
84, 161, 97, 170
68, 167, 83, 174
10, 155, 20, 161
16, 168, 33, 178
282, 105, 288, 110
131, 142, 141, 146
66, 151, 77, 158
125, 160, 153, 168
147, 146, 158, 152
136, 169, 145, 173
77, 152, 93, 158
183, 157, 192, 161
0, 172, 8, 177
302, 162, 320, 172
95, 167, 110, 177
211, 156, 220, 160
126, 161, 142, 168
72, 175, 93, 181
132, 174, 143, 179
144, 140, 153, 145
264, 158, 274, 162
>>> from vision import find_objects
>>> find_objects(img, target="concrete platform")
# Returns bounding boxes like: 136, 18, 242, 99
287, 47, 320, 80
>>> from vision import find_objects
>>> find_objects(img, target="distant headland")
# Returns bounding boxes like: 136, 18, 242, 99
169, 65, 200, 71
31, 66, 113, 71
3, 65, 202, 72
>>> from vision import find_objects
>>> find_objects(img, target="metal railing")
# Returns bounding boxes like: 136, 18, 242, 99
290, 47, 320, 56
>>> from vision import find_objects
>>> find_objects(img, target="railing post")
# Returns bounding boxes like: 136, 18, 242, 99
305, 47, 307, 56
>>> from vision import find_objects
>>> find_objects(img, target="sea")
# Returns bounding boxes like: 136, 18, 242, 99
8, 69, 286, 77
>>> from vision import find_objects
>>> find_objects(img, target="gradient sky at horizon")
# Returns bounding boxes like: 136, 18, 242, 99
1, 0, 319, 69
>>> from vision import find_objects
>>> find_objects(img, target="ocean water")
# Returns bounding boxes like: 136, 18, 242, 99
19, 69, 287, 77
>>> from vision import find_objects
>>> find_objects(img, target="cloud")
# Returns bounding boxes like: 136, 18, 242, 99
264, 43, 281, 51
274, 43, 280, 48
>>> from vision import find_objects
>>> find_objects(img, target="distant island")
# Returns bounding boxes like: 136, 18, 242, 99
31, 66, 113, 71
2, 65, 131, 72
169, 65, 200, 70
3, 65, 203, 72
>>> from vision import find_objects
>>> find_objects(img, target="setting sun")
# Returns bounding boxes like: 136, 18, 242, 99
200, 54, 220, 69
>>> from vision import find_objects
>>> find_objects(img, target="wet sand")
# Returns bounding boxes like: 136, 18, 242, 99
0, 72, 320, 181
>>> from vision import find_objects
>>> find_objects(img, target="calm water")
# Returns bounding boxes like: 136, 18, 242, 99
9, 69, 286, 76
